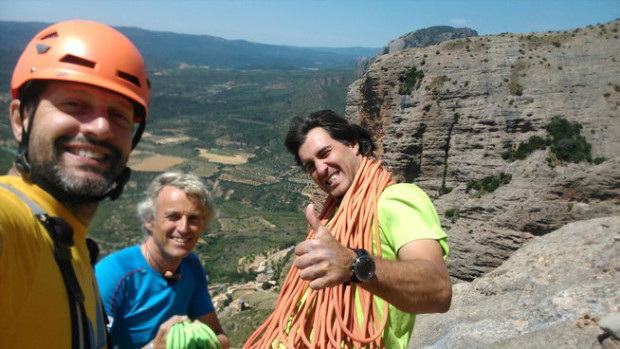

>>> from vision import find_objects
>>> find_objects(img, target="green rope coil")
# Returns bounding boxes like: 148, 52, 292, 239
166, 321, 221, 349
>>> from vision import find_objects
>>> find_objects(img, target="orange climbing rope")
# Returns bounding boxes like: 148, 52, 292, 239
244, 157, 395, 349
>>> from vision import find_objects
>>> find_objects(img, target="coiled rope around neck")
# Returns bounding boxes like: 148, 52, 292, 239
244, 157, 395, 348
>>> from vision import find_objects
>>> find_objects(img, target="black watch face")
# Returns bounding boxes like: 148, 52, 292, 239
354, 255, 375, 281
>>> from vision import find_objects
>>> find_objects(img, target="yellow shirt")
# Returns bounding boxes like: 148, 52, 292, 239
0, 176, 107, 348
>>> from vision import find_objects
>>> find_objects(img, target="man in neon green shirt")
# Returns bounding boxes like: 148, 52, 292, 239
246, 110, 451, 348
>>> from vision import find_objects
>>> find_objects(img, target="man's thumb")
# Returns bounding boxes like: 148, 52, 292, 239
306, 203, 331, 239
305, 203, 320, 231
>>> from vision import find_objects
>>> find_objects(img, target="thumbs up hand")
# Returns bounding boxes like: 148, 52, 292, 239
295, 204, 356, 289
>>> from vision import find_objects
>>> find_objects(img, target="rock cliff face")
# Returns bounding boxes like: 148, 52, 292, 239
346, 19, 620, 347
347, 19, 620, 279
410, 216, 620, 349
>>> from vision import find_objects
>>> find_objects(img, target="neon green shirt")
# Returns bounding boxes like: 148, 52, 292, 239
372, 183, 448, 348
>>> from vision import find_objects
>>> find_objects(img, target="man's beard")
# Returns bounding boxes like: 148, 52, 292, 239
29, 136, 127, 203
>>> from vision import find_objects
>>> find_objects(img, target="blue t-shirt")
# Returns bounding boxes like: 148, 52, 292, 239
95, 245, 215, 349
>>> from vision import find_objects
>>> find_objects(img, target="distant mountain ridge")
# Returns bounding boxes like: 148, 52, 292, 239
0, 21, 378, 74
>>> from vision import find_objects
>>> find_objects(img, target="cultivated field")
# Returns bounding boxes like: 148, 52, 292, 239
195, 147, 254, 165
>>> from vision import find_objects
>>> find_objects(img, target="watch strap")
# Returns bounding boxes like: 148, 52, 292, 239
346, 248, 369, 284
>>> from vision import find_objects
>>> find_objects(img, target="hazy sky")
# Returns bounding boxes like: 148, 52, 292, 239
1, 0, 619, 48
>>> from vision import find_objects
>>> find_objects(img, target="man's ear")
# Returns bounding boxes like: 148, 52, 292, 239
144, 220, 155, 234
351, 140, 360, 155
9, 100, 26, 143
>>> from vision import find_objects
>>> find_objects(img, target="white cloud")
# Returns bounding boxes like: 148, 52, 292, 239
450, 19, 468, 26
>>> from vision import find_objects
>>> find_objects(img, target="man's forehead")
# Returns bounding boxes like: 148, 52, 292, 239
43, 80, 134, 106
304, 127, 338, 146
307, 126, 330, 137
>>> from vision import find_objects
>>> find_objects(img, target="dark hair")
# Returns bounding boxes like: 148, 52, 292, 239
284, 109, 376, 166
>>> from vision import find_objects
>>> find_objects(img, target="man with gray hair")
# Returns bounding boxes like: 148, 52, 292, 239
95, 172, 230, 349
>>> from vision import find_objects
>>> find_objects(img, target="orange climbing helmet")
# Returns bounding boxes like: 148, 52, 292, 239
11, 19, 150, 123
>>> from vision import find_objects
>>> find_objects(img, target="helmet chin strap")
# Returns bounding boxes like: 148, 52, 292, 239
14, 99, 34, 182
107, 167, 131, 201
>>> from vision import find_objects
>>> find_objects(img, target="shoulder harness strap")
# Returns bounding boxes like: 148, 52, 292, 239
0, 183, 93, 349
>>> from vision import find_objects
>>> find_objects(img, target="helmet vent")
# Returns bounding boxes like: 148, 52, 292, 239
117, 70, 141, 88
36, 44, 51, 54
41, 32, 59, 40
60, 54, 96, 69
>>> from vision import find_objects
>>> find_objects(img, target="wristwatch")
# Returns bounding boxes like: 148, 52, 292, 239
348, 248, 375, 284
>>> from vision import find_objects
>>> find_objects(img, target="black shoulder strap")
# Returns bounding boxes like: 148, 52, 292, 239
0, 183, 92, 349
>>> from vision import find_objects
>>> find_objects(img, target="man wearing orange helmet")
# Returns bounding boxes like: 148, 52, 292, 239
0, 20, 150, 349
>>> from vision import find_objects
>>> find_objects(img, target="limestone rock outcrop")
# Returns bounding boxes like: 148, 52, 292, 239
346, 19, 620, 348
346, 19, 620, 280
409, 216, 620, 349
378, 26, 478, 57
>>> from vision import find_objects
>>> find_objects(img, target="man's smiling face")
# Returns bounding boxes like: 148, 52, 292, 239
297, 127, 362, 199
146, 185, 205, 262
20, 81, 134, 200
